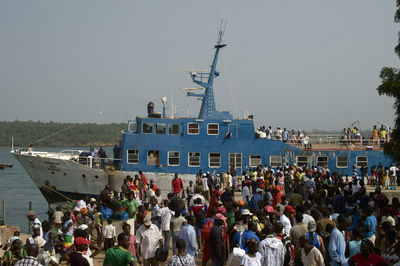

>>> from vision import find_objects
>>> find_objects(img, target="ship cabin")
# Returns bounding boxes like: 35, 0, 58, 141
120, 114, 393, 176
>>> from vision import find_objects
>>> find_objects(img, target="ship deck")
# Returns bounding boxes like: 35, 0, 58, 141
304, 143, 383, 151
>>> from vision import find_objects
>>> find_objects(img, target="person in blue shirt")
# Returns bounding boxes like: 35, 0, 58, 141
233, 221, 260, 252
249, 188, 263, 211
178, 216, 198, 257
363, 206, 377, 243
328, 215, 348, 266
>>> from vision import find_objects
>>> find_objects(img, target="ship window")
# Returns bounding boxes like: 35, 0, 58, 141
188, 123, 199, 135
143, 123, 153, 134
270, 156, 282, 168
207, 123, 219, 135
317, 156, 328, 167
127, 149, 139, 164
356, 156, 368, 168
188, 152, 200, 167
156, 123, 166, 134
336, 156, 348, 168
249, 155, 262, 167
229, 153, 242, 168
168, 151, 180, 166
168, 124, 179, 135
128, 122, 137, 133
147, 150, 159, 165
296, 156, 309, 167
209, 153, 221, 168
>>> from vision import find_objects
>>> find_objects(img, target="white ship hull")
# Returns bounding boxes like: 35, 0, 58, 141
12, 151, 196, 203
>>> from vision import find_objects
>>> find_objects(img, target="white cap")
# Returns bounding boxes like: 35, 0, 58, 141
78, 224, 89, 230
241, 209, 253, 216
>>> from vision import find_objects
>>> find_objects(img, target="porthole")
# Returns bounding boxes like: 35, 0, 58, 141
95, 175, 99, 179
82, 174, 86, 178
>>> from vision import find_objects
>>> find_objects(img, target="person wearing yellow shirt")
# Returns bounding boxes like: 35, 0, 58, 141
372, 125, 378, 143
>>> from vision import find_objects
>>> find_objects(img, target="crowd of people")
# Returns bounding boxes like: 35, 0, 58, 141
255, 127, 310, 147
255, 124, 391, 150
2, 163, 400, 266
340, 125, 390, 146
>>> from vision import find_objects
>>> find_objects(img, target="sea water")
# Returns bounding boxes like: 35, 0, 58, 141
0, 146, 114, 233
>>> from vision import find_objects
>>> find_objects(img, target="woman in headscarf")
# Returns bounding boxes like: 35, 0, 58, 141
2, 237, 26, 266
207, 189, 221, 217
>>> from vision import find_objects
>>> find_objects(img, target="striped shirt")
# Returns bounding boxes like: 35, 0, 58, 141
15, 256, 43, 266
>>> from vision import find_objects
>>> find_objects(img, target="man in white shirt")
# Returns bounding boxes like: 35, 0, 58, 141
136, 215, 163, 265
202, 174, 210, 202
160, 200, 174, 251
390, 163, 399, 187
242, 181, 251, 205
302, 135, 310, 147
352, 180, 361, 195
27, 211, 42, 237
103, 218, 117, 250
279, 205, 295, 236
266, 126, 272, 139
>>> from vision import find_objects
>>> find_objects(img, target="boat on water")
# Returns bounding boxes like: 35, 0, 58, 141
12, 29, 393, 203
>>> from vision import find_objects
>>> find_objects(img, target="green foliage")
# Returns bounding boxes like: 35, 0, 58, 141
377, 1, 400, 161
0, 121, 125, 147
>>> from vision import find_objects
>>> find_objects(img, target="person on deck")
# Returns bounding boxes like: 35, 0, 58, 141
98, 146, 107, 169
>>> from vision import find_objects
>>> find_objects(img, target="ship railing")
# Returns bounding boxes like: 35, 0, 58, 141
12, 149, 123, 167
73, 155, 122, 170
59, 150, 83, 160
12, 150, 52, 157
289, 133, 388, 150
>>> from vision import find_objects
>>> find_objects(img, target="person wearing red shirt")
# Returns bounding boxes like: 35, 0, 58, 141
139, 170, 147, 186
138, 171, 147, 201
172, 173, 184, 198
349, 239, 388, 266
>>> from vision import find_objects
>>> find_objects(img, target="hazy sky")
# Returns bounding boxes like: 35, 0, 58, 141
0, 0, 398, 130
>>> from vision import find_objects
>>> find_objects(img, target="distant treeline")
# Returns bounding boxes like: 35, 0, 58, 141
0, 121, 126, 147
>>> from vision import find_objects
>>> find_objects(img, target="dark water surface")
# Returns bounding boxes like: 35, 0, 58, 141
0, 147, 48, 232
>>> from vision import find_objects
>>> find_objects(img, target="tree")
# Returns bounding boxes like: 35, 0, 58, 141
377, 0, 400, 161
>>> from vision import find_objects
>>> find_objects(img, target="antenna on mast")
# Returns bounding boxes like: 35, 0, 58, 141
181, 23, 232, 120
219, 20, 227, 37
